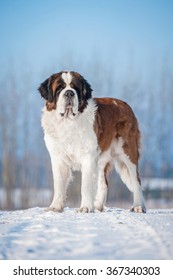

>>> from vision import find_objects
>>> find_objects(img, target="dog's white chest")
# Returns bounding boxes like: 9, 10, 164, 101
42, 100, 98, 169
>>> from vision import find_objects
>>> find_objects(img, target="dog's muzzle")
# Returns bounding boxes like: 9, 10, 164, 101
60, 90, 76, 117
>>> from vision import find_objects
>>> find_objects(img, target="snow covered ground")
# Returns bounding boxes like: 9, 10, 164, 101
0, 207, 173, 260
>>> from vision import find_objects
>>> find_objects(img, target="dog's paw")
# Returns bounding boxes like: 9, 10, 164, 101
76, 207, 94, 213
94, 201, 104, 212
130, 205, 146, 213
44, 207, 63, 213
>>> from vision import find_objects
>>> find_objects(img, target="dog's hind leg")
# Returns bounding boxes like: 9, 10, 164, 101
114, 156, 146, 213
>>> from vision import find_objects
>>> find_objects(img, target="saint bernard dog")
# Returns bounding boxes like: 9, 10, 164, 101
38, 71, 146, 213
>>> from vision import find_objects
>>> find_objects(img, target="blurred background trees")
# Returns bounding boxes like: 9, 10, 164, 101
0, 55, 173, 210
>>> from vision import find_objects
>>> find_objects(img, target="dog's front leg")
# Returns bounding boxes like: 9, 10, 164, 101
78, 156, 97, 213
47, 156, 71, 212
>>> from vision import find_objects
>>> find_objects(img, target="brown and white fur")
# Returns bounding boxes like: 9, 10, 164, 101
38, 71, 146, 213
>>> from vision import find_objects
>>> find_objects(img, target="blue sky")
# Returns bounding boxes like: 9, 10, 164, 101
0, 0, 173, 76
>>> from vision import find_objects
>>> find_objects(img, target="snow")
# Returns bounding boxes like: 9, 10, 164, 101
142, 178, 173, 191
0, 207, 173, 260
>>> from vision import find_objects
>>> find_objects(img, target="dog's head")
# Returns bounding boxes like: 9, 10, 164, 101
38, 71, 92, 118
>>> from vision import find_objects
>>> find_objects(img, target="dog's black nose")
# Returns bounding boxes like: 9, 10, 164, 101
65, 90, 75, 97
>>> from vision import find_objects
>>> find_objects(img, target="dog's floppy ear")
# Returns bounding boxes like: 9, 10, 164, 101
82, 78, 92, 100
38, 76, 53, 102
78, 76, 93, 113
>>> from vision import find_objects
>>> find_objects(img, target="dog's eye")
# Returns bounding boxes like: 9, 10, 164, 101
56, 85, 63, 94
70, 83, 79, 93
56, 82, 66, 94
72, 86, 78, 91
